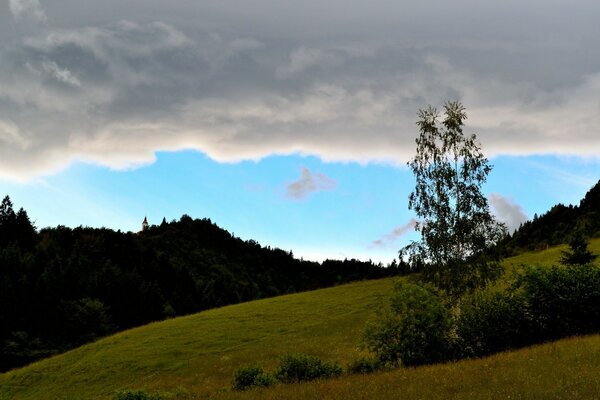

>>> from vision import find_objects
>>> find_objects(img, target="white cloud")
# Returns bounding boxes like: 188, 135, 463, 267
370, 218, 417, 248
488, 193, 528, 232
9, 0, 46, 22
285, 167, 336, 200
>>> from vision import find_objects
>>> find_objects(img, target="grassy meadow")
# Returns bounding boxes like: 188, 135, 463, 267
1, 238, 599, 400
502, 237, 600, 269
0, 278, 395, 400
222, 335, 600, 400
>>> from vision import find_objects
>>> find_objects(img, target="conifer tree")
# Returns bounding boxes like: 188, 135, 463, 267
560, 230, 596, 266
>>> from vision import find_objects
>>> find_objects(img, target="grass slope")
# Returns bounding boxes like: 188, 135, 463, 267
226, 335, 600, 400
502, 237, 600, 269
2, 239, 599, 400
0, 278, 394, 400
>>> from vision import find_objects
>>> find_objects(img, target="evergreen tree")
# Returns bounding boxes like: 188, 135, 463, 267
560, 230, 596, 266
0, 196, 17, 245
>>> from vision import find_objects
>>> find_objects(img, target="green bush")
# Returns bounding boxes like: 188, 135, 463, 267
457, 287, 531, 357
362, 282, 453, 367
275, 354, 342, 383
232, 364, 274, 391
520, 264, 600, 340
347, 356, 381, 374
113, 390, 162, 400
455, 264, 600, 358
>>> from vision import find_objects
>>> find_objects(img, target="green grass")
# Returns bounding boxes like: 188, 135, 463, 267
0, 278, 395, 400
2, 238, 600, 400
502, 237, 600, 269
222, 335, 600, 400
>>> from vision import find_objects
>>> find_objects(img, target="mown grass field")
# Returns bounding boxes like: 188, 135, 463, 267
1, 239, 599, 400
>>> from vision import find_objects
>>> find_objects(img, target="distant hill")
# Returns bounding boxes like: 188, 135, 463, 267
0, 197, 393, 372
500, 179, 600, 255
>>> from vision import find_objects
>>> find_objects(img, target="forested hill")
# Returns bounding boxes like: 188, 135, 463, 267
0, 196, 393, 372
501, 179, 600, 255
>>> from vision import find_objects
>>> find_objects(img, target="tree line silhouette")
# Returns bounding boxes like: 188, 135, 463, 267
0, 196, 396, 372
499, 180, 600, 255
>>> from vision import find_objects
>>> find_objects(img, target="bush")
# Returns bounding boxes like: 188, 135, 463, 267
347, 356, 381, 374
232, 364, 274, 391
456, 264, 600, 358
456, 287, 531, 357
520, 264, 600, 340
275, 354, 342, 383
362, 282, 453, 367
113, 390, 162, 400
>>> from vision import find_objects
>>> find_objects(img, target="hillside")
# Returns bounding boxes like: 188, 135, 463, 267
501, 179, 600, 254
2, 240, 600, 400
0, 278, 394, 400
502, 237, 600, 269
0, 196, 390, 372
224, 335, 600, 400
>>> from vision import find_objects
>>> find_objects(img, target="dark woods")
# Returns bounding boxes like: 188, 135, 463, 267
0, 196, 395, 372
500, 180, 600, 255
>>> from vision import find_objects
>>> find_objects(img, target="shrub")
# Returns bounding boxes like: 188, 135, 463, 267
275, 354, 342, 383
232, 364, 274, 391
456, 287, 531, 357
113, 390, 162, 400
347, 356, 381, 374
362, 281, 453, 367
520, 264, 600, 340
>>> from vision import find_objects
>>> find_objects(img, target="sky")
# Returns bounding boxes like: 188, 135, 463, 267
0, 0, 599, 263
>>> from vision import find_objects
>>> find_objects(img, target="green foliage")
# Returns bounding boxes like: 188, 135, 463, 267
362, 282, 453, 366
520, 264, 600, 339
232, 365, 274, 391
275, 354, 342, 383
113, 389, 162, 400
402, 102, 506, 294
60, 298, 114, 345
347, 356, 381, 374
456, 287, 530, 357
456, 264, 600, 357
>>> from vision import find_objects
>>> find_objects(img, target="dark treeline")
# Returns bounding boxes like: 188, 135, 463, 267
0, 196, 396, 372
499, 179, 600, 255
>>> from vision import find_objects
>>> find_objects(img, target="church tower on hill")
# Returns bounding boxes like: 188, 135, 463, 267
142, 216, 149, 232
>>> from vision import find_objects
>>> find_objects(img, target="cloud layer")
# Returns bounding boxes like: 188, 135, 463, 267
1, 0, 600, 180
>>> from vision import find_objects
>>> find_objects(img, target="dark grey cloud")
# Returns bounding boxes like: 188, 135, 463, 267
371, 218, 417, 248
1, 0, 600, 180
285, 167, 336, 200
488, 193, 528, 232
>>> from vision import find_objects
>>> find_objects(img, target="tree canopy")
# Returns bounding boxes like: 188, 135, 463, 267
402, 101, 506, 293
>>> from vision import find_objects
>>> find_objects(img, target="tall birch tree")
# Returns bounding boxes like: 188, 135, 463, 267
402, 101, 506, 294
